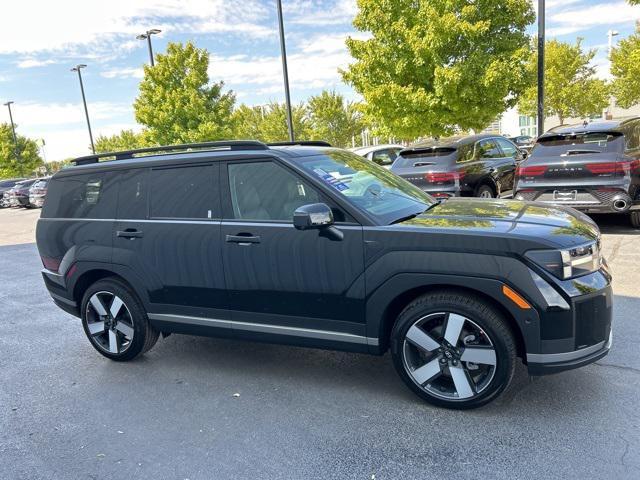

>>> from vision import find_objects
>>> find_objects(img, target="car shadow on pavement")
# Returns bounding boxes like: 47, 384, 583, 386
589, 214, 639, 235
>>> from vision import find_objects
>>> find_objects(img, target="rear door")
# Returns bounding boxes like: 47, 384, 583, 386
219, 158, 367, 348
112, 162, 227, 319
493, 137, 519, 194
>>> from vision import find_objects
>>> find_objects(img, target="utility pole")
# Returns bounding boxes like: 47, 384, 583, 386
3, 101, 22, 175
136, 29, 162, 66
71, 64, 95, 154
276, 0, 294, 142
537, 0, 545, 136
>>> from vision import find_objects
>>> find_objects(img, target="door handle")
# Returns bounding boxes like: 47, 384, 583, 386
226, 234, 261, 245
117, 229, 144, 239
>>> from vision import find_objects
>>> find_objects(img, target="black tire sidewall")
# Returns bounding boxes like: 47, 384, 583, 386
80, 278, 151, 361
631, 211, 640, 229
391, 293, 515, 409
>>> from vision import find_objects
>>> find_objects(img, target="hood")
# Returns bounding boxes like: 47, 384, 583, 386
397, 197, 599, 250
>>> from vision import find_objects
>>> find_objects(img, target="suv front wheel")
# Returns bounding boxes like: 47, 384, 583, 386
391, 290, 516, 409
80, 278, 159, 361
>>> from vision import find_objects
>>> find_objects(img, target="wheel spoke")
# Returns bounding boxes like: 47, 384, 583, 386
461, 347, 496, 366
450, 365, 475, 399
108, 329, 120, 353
406, 325, 440, 352
443, 313, 466, 347
412, 359, 442, 385
109, 296, 124, 319
115, 321, 134, 338
89, 294, 108, 317
87, 321, 105, 336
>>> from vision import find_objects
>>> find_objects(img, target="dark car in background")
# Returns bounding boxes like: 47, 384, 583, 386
514, 119, 640, 228
8, 178, 38, 207
0, 178, 26, 208
29, 177, 51, 208
391, 134, 524, 199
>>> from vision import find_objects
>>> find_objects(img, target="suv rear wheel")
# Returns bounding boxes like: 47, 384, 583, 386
391, 290, 516, 409
80, 278, 159, 361
631, 211, 640, 229
476, 184, 495, 199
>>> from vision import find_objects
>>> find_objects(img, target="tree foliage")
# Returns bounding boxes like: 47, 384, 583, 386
341, 0, 535, 138
519, 39, 609, 124
0, 123, 43, 178
611, 27, 640, 109
95, 129, 148, 153
307, 90, 363, 148
134, 41, 235, 145
232, 102, 311, 143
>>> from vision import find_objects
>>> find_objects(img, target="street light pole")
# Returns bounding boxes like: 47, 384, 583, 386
136, 29, 162, 66
3, 101, 22, 175
537, 0, 545, 136
276, 0, 295, 142
71, 64, 95, 154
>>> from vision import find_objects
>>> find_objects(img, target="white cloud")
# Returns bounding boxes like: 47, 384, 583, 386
16, 58, 56, 68
286, 0, 356, 25
549, 2, 640, 33
0, 0, 271, 56
101, 67, 144, 79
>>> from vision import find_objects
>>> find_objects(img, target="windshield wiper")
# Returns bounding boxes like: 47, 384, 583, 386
561, 149, 601, 156
390, 202, 440, 224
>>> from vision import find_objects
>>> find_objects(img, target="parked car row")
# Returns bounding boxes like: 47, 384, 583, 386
0, 177, 50, 209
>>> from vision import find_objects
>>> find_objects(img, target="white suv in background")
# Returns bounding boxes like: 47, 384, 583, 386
350, 144, 404, 169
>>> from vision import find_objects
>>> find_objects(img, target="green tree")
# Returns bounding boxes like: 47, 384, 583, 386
307, 90, 363, 148
341, 0, 534, 138
134, 41, 235, 145
232, 102, 311, 143
0, 123, 43, 178
95, 129, 148, 153
519, 39, 609, 124
611, 28, 640, 109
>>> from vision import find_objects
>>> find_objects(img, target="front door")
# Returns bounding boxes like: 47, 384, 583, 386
219, 159, 366, 347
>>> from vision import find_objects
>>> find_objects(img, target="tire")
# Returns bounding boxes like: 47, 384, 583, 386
631, 211, 640, 229
391, 290, 516, 409
476, 184, 495, 199
80, 277, 159, 361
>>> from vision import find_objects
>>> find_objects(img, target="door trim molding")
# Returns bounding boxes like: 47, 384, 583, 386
148, 313, 379, 346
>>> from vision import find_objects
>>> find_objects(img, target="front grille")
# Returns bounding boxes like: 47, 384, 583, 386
574, 294, 611, 349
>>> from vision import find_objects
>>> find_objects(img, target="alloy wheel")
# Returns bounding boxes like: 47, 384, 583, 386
479, 190, 493, 199
85, 291, 135, 355
402, 312, 497, 400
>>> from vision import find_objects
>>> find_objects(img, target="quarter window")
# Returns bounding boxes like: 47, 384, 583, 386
149, 165, 215, 219
43, 172, 118, 219
227, 161, 321, 221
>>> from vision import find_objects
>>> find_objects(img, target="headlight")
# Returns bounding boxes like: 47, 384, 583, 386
525, 241, 603, 280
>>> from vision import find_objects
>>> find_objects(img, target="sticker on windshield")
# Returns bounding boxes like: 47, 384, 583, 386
312, 168, 350, 191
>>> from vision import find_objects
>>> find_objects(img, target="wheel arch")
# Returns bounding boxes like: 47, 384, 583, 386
71, 263, 150, 310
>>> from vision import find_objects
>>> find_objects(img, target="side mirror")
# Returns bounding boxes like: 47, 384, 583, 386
293, 203, 334, 230
518, 147, 529, 159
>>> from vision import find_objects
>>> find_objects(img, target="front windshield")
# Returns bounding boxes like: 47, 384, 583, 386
298, 150, 435, 224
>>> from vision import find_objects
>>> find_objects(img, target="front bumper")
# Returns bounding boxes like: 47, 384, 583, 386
29, 195, 45, 208
527, 331, 612, 375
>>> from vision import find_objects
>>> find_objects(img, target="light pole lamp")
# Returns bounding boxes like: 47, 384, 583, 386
136, 29, 162, 66
71, 64, 95, 154
3, 101, 22, 174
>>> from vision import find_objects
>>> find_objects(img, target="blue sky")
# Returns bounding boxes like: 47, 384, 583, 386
0, 0, 639, 161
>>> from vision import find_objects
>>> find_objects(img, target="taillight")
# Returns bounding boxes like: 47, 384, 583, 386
516, 165, 547, 177
41, 256, 61, 272
585, 162, 626, 175
424, 172, 464, 183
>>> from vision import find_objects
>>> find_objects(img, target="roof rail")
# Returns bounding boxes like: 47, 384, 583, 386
71, 140, 269, 166
267, 141, 332, 147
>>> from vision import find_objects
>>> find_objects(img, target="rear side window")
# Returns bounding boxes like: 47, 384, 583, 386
149, 165, 215, 219
42, 172, 118, 219
117, 168, 148, 220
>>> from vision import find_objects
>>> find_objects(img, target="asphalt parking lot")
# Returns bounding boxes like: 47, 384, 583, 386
1, 207, 639, 479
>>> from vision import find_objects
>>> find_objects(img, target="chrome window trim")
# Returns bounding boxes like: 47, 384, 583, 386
148, 313, 379, 346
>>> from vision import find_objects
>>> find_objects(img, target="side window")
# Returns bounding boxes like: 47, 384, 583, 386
227, 161, 321, 221
43, 172, 118, 219
625, 124, 640, 151
371, 149, 397, 166
117, 168, 148, 219
149, 165, 215, 219
477, 139, 502, 159
495, 138, 518, 158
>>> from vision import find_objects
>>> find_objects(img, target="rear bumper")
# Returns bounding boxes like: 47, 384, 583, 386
514, 187, 635, 213
41, 269, 79, 317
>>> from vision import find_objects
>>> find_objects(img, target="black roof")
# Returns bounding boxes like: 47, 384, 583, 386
545, 117, 640, 136
400, 133, 501, 155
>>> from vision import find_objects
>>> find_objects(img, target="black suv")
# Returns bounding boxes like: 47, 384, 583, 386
36, 140, 613, 409
391, 134, 524, 199
514, 119, 640, 227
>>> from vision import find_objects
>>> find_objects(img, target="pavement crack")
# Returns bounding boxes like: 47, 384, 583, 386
594, 362, 640, 375
618, 433, 630, 467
